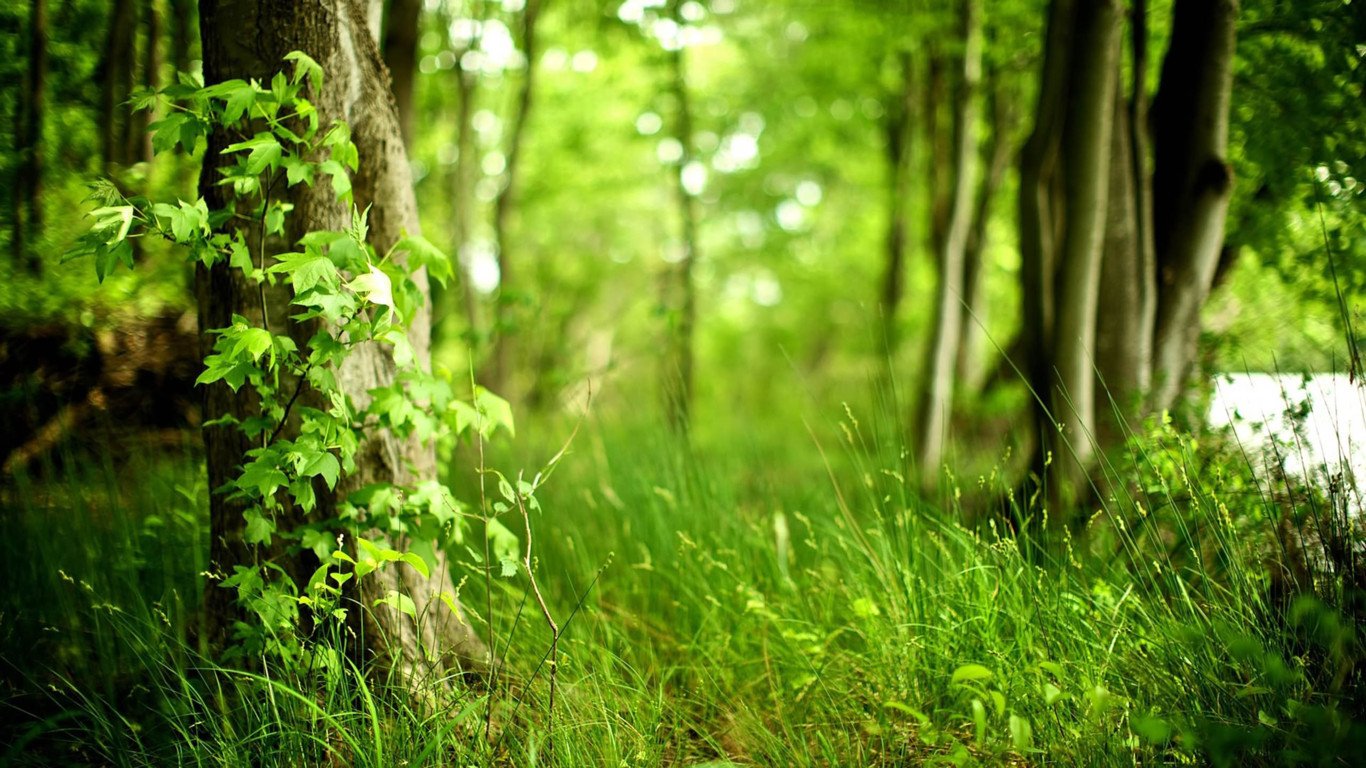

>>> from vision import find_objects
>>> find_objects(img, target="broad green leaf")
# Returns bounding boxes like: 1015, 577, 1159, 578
301, 451, 340, 490
398, 552, 430, 579
951, 664, 993, 684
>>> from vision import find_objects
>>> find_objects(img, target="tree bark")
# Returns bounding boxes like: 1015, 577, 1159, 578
490, 0, 545, 394
1150, 0, 1238, 412
917, 0, 981, 487
1050, 0, 1120, 478
170, 0, 195, 75
381, 0, 420, 147
197, 0, 487, 679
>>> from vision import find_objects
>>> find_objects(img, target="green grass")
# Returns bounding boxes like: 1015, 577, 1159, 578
1, 402, 1363, 766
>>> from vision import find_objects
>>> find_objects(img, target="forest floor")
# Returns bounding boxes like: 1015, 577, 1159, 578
0, 402, 1362, 766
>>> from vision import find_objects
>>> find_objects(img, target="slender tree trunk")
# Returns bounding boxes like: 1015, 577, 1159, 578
13, 0, 47, 271
955, 65, 1014, 390
1017, 0, 1074, 490
663, 0, 699, 432
448, 46, 481, 347
925, 46, 951, 260
170, 0, 194, 75
101, 0, 137, 167
917, 0, 981, 487
134, 0, 162, 163
490, 0, 544, 394
197, 0, 487, 678
1050, 0, 1121, 480
879, 52, 914, 353
381, 0, 420, 146
1150, 0, 1238, 412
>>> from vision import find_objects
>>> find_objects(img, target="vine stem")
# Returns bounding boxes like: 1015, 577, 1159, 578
516, 488, 559, 759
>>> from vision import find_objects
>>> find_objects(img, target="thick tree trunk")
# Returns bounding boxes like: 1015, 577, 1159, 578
1150, 0, 1238, 412
663, 0, 698, 431
101, 0, 137, 167
197, 0, 487, 679
879, 52, 914, 353
1094, 81, 1152, 448
917, 0, 981, 487
1050, 0, 1120, 477
381, 0, 420, 146
490, 0, 544, 394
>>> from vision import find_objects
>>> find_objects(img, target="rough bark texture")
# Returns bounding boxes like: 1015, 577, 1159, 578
197, 0, 487, 679
1150, 0, 1238, 412
490, 0, 544, 393
380, 0, 420, 146
917, 0, 981, 487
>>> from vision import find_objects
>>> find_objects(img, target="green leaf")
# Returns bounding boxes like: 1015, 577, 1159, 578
499, 557, 519, 578
270, 251, 338, 295
244, 508, 276, 545
301, 451, 341, 490
284, 51, 324, 92
1008, 714, 1033, 751
393, 234, 453, 287
398, 552, 430, 579
951, 664, 993, 685
350, 265, 395, 312
381, 329, 414, 367
374, 590, 417, 620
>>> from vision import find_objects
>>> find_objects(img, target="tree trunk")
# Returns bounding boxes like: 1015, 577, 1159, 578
1150, 0, 1238, 412
1093, 9, 1156, 449
490, 0, 544, 394
955, 62, 1014, 391
381, 0, 420, 146
917, 0, 981, 487
446, 32, 481, 349
13, 0, 48, 272
134, 0, 162, 164
101, 0, 137, 167
197, 0, 487, 678
1050, 0, 1120, 479
663, 0, 698, 432
1017, 0, 1074, 489
170, 0, 195, 75
879, 52, 914, 353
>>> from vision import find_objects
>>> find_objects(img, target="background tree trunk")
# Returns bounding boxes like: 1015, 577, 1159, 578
197, 0, 487, 679
490, 0, 544, 394
917, 0, 981, 487
13, 0, 48, 272
1150, 0, 1238, 412
878, 52, 914, 354
381, 0, 420, 147
662, 0, 698, 432
134, 0, 162, 163
101, 0, 137, 167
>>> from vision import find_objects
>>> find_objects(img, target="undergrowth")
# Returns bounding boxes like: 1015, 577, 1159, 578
1, 397, 1363, 766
